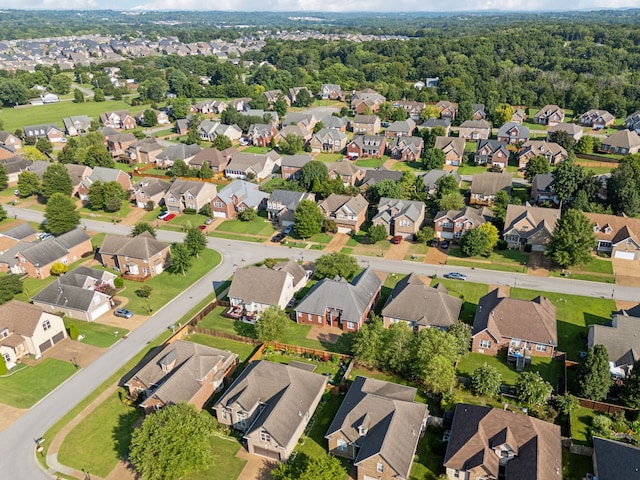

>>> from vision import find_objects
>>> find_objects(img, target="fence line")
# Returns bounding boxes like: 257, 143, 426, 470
575, 397, 636, 415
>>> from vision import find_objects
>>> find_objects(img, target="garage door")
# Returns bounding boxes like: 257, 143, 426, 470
253, 446, 281, 461
38, 339, 52, 353
52, 331, 65, 345
614, 251, 636, 260
89, 302, 111, 321
337, 227, 352, 234
213, 211, 226, 218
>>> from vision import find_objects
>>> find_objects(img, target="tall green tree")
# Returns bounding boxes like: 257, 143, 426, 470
129, 403, 214, 480
49, 74, 72, 94
448, 322, 472, 356
279, 134, 304, 155
493, 103, 514, 126
622, 360, 640, 408
552, 161, 586, 205
422, 147, 445, 170
366, 179, 402, 204
199, 161, 213, 180
35, 137, 53, 155
607, 163, 640, 216
437, 192, 465, 211
0, 164, 8, 190
132, 222, 156, 238
184, 225, 207, 258
578, 345, 613, 401
294, 199, 324, 238
435, 174, 460, 198
352, 316, 385, 368
0, 274, 23, 304
523, 155, 550, 182
272, 452, 347, 480
142, 109, 158, 127
44, 193, 80, 234
212, 134, 232, 151
368, 224, 387, 243
471, 363, 502, 397
73, 88, 84, 103
421, 354, 457, 395
17, 171, 40, 197
298, 161, 328, 191
42, 163, 72, 199
380, 322, 413, 374
459, 223, 499, 257
169, 242, 192, 275
314, 252, 359, 280
548, 130, 576, 151
514, 371, 552, 407
256, 306, 290, 342
547, 209, 596, 267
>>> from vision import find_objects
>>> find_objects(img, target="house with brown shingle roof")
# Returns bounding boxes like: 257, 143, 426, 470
470, 172, 512, 206
503, 204, 560, 251
382, 274, 462, 331
471, 289, 558, 366
328, 161, 365, 187
458, 119, 491, 141
132, 177, 171, 209
548, 122, 584, 141
97, 231, 170, 280
579, 109, 615, 129
434, 206, 492, 241
347, 135, 387, 159
318, 193, 369, 233
517, 140, 568, 169
599, 130, 640, 155
584, 212, 640, 261
533, 104, 565, 126
588, 313, 640, 379
188, 147, 234, 175
435, 136, 466, 166
443, 404, 562, 480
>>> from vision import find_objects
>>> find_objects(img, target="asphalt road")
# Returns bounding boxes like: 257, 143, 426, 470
0, 206, 634, 479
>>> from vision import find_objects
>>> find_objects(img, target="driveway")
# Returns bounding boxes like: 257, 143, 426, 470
324, 232, 350, 252
424, 246, 448, 265
612, 258, 640, 287
528, 252, 551, 277
43, 337, 105, 369
235, 447, 275, 480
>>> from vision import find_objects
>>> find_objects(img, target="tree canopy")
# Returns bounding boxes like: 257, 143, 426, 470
294, 199, 324, 238
314, 252, 359, 280
578, 344, 613, 401
44, 193, 80, 235
42, 163, 73, 199
256, 306, 290, 342
546, 209, 596, 267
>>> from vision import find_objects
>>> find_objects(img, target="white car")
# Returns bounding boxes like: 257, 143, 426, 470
157, 211, 170, 220
443, 272, 468, 281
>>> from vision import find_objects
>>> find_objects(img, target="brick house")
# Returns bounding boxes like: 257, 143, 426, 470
246, 123, 278, 147
210, 180, 269, 219
384, 118, 416, 138
266, 190, 315, 227
317, 193, 369, 233
106, 133, 137, 158
352, 115, 381, 135
471, 289, 558, 366
280, 154, 313, 180
328, 162, 365, 187
434, 136, 466, 166
163, 179, 217, 213
433, 206, 492, 240
295, 267, 381, 332
390, 136, 424, 161
188, 147, 234, 176
132, 178, 171, 208
97, 231, 171, 280
579, 109, 615, 129
224, 150, 280, 181
474, 140, 510, 169
326, 376, 428, 480
350, 89, 386, 114
99, 110, 136, 130
458, 119, 491, 141
347, 135, 387, 159
517, 140, 568, 169
503, 204, 560, 251
126, 137, 163, 165
599, 130, 640, 155
469, 172, 512, 206
309, 129, 347, 153
23, 124, 65, 143
372, 197, 425, 238
0, 131, 23, 153
496, 121, 530, 144
531, 173, 558, 205
319, 83, 343, 100
435, 100, 458, 120
533, 105, 565, 126
584, 212, 640, 261
77, 166, 132, 202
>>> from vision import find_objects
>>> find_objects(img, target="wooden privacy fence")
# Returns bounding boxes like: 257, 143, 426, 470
192, 326, 263, 346
267, 341, 352, 364
576, 397, 637, 415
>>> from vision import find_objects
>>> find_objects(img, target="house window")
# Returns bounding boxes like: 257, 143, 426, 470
221, 410, 228, 420
377, 462, 384, 473
480, 339, 491, 349
236, 411, 247, 429
260, 431, 271, 442
2, 352, 10, 363
214, 201, 223, 208
337, 438, 347, 452
536, 344, 547, 352
346, 321, 355, 329
511, 339, 521, 347
143, 268, 149, 276
42, 319, 51, 331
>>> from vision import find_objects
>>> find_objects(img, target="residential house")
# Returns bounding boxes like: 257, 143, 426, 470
241, 109, 279, 125
360, 168, 404, 191
443, 404, 561, 480
175, 118, 189, 135
390, 136, 424, 161
599, 130, 640, 155
280, 154, 313, 180
163, 179, 217, 214
188, 147, 234, 175
0, 131, 23, 153
125, 340, 238, 414
320, 115, 349, 132
458, 119, 491, 141
133, 178, 171, 209
275, 124, 312, 145
579, 109, 615, 129
266, 190, 315, 226
0, 229, 91, 279
503, 204, 560, 251
263, 89, 287, 106
210, 180, 269, 219
23, 124, 65, 143
156, 143, 201, 169
350, 88, 386, 114
533, 105, 565, 126
548, 122, 584, 141
531, 173, 558, 205
496, 121, 530, 144
106, 133, 136, 158
309, 128, 347, 153
77, 166, 132, 201
214, 360, 327, 461
592, 436, 640, 480
588, 313, 640, 379
99, 110, 136, 130
434, 136, 466, 166
246, 123, 278, 147
31, 266, 116, 322
473, 103, 487, 120
318, 193, 369, 233
328, 162, 365, 187
471, 289, 558, 366
372, 197, 425, 238
0, 301, 67, 368
381, 273, 462, 330
352, 115, 381, 135
624, 110, 640, 134
225, 150, 280, 181
347, 135, 387, 159
97, 231, 171, 280
295, 267, 382, 332
325, 376, 428, 480
392, 101, 426, 121
419, 117, 451, 135
470, 172, 512, 206
62, 115, 92, 136
282, 112, 317, 132
0, 156, 33, 183
126, 137, 163, 165
198, 120, 242, 142
474, 140, 510, 169
585, 212, 640, 260
435, 100, 458, 120
385, 118, 416, 138
511, 107, 527, 124
230, 97, 252, 112
0, 223, 37, 254
517, 140, 568, 169
319, 83, 343, 100
228, 260, 308, 313
421, 169, 461, 197
65, 164, 93, 196
434, 206, 492, 240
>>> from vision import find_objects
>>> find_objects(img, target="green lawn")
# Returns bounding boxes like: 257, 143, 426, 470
563, 449, 593, 479
80, 202, 133, 223
315, 153, 343, 163
374, 272, 404, 315
355, 158, 385, 168
262, 352, 342, 376
430, 278, 489, 324
215, 218, 276, 236
570, 407, 597, 445
188, 334, 257, 362
409, 428, 447, 480
115, 248, 222, 314
548, 257, 614, 283
0, 358, 77, 408
306, 233, 333, 244
241, 146, 271, 154
162, 213, 209, 229
446, 258, 527, 273
58, 389, 141, 478
64, 319, 129, 348
191, 435, 247, 480
391, 160, 424, 172
510, 288, 615, 361
456, 165, 519, 176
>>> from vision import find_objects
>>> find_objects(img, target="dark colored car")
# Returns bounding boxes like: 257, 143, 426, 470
441, 239, 450, 249
391, 235, 403, 244
430, 239, 440, 248
271, 233, 286, 243
114, 308, 134, 318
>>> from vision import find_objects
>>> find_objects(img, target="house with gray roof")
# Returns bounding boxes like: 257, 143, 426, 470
163, 179, 217, 213
295, 267, 382, 332
213, 360, 327, 461
188, 147, 234, 175
470, 172, 512, 206
533, 104, 565, 126
588, 313, 640, 378
133, 177, 171, 209
419, 117, 451, 135
531, 173, 558, 205
0, 223, 37, 243
326, 376, 428, 480
328, 161, 365, 187
320, 115, 349, 131
280, 154, 313, 179
548, 122, 584, 141
390, 136, 424, 161
353, 114, 381, 135
434, 206, 492, 240
318, 193, 369, 233
474, 140, 510, 169
0, 155, 33, 183
372, 197, 425, 238
309, 128, 347, 153
224, 150, 280, 181
458, 119, 491, 141
599, 129, 640, 155
347, 135, 387, 158
282, 111, 316, 131
382, 273, 462, 331
228, 260, 308, 314
62, 115, 92, 136
319, 83, 343, 100
77, 166, 132, 201
97, 231, 170, 280
266, 189, 315, 227
592, 436, 640, 480
126, 137, 164, 165
496, 121, 530, 144
241, 109, 279, 125
360, 168, 404, 190
156, 143, 202, 169
624, 110, 640, 134
421, 169, 461, 197
210, 179, 269, 219
385, 118, 416, 138
246, 123, 278, 147
23, 124, 64, 143
503, 204, 560, 251
125, 340, 238, 414
31, 266, 116, 321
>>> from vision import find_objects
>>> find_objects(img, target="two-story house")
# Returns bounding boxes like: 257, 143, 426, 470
328, 162, 365, 187
390, 136, 424, 161
496, 121, 530, 144
517, 140, 568, 169
309, 129, 347, 153
319, 83, 343, 100
23, 124, 65, 143
126, 137, 163, 165
280, 154, 313, 180
210, 180, 269, 219
133, 178, 171, 209
470, 172, 512, 206
474, 140, 510, 169
585, 212, 640, 261
317, 193, 369, 233
162, 179, 217, 214
77, 166, 132, 202
97, 231, 171, 280
352, 115, 381, 135
347, 135, 387, 159
225, 150, 280, 181
548, 122, 584, 141
434, 206, 492, 240
435, 100, 458, 120
156, 143, 202, 169
458, 119, 491, 141
246, 123, 279, 147
99, 110, 136, 130
106, 133, 137, 158
533, 105, 565, 126
434, 136, 466, 166
579, 109, 615, 129
266, 189, 315, 227
531, 173, 558, 205
503, 204, 560, 251
372, 197, 425, 238
62, 115, 92, 136
385, 118, 416, 138
350, 89, 386, 114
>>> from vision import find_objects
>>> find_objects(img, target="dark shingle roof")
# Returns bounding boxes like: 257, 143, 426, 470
99, 231, 169, 259
593, 436, 640, 480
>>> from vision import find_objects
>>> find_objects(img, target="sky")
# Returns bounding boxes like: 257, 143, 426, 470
0, 1, 639, 12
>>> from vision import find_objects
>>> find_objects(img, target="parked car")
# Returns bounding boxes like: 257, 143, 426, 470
163, 213, 176, 221
271, 232, 286, 243
391, 235, 402, 244
205, 217, 213, 225
284, 224, 294, 234
36, 232, 53, 241
440, 239, 450, 249
114, 308, 134, 318
430, 238, 440, 248
157, 211, 170, 220
198, 225, 207, 231
443, 272, 467, 281
13, 189, 20, 196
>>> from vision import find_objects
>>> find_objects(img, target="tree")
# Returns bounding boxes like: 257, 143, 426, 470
169, 242, 192, 275
437, 192, 465, 211
93, 88, 105, 102
87, 181, 104, 210
42, 163, 73, 199
622, 360, 640, 408
184, 225, 207, 258
0, 274, 23, 304
171, 97, 190, 119
49, 74, 72, 94
553, 161, 586, 205
491, 190, 510, 224
548, 130, 576, 151
456, 101, 474, 123
435, 174, 459, 198
380, 322, 414, 374
423, 354, 457, 394
415, 226, 435, 244
368, 224, 387, 243
607, 163, 640, 216
471, 363, 502, 397
17, 171, 40, 197
555, 394, 580, 416
238, 208, 258, 221
314, 252, 359, 280
44, 193, 80, 234
352, 316, 385, 368
366, 179, 402, 204
514, 371, 552, 407
422, 147, 445, 170
73, 88, 84, 103
279, 134, 304, 155
294, 199, 324, 238
298, 161, 328, 191
36, 137, 53, 155
576, 135, 595, 154
212, 134, 232, 150
142, 109, 158, 127
578, 344, 613, 401
459, 223, 499, 257
293, 88, 313, 107
272, 452, 347, 480
50, 262, 68, 276
256, 306, 290, 342
0, 164, 6, 190
132, 222, 156, 238
547, 209, 596, 267
0, 205, 6, 223
0, 79, 30, 106
448, 322, 472, 356
419, 105, 441, 123
273, 96, 288, 117
129, 403, 214, 480
523, 155, 550, 182
199, 161, 213, 180
88, 181, 128, 212
83, 144, 114, 168
493, 103, 514, 126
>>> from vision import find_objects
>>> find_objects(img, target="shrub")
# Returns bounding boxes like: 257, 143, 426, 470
145, 201, 155, 211
524, 243, 532, 253
68, 324, 79, 340
496, 239, 508, 250
50, 262, 68, 276
183, 208, 197, 215
114, 277, 124, 288
0, 358, 7, 376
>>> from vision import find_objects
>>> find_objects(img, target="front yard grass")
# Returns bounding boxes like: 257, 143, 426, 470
315, 153, 343, 163
456, 165, 519, 176
0, 358, 77, 408
509, 288, 615, 361
215, 217, 276, 237
373, 272, 405, 315
64, 319, 129, 348
190, 435, 247, 480
161, 213, 209, 229
430, 278, 489, 325
548, 256, 615, 283
355, 157, 386, 168
446, 258, 527, 273
390, 160, 424, 172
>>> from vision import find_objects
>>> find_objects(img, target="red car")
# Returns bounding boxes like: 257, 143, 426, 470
198, 225, 207, 231
391, 235, 402, 244
163, 213, 176, 221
